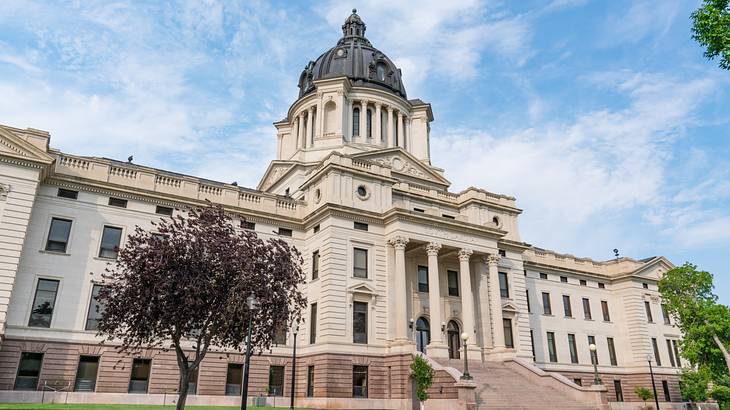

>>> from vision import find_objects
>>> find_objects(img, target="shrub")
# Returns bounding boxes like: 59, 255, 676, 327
635, 386, 654, 406
411, 355, 435, 402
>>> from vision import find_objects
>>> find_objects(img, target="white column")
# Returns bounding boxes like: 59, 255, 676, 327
397, 111, 404, 148
426, 243, 443, 346
374, 103, 382, 144
306, 107, 314, 148
389, 236, 409, 341
458, 249, 475, 339
315, 97, 323, 141
359, 100, 368, 143
297, 114, 305, 149
386, 107, 394, 147
488, 254, 505, 349
347, 99, 353, 142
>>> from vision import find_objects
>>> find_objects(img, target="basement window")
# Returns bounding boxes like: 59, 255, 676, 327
278, 228, 293, 237
108, 197, 128, 208
241, 220, 256, 230
57, 188, 78, 200
354, 222, 368, 231
155, 206, 173, 216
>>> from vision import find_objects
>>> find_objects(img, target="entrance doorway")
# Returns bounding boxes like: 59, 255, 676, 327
447, 320, 461, 359
416, 317, 430, 354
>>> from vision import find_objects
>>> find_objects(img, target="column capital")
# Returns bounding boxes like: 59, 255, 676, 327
388, 236, 409, 250
425, 242, 442, 256
458, 249, 473, 262
374, 102, 382, 109
387, 106, 394, 113
485, 254, 500, 266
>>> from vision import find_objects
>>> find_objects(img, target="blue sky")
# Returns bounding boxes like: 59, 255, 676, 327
1, 0, 728, 303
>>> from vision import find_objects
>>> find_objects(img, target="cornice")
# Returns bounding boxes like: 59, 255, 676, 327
523, 259, 614, 280
383, 208, 506, 240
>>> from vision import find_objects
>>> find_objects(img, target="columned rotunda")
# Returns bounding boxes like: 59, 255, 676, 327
0, 10, 685, 410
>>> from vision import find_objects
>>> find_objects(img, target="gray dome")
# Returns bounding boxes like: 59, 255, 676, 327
298, 9, 407, 99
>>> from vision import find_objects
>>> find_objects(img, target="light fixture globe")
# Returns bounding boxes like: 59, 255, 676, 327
246, 294, 259, 311
589, 343, 597, 351
461, 332, 469, 342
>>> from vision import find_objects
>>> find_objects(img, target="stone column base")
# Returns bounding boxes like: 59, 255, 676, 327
455, 379, 477, 410
425, 342, 449, 358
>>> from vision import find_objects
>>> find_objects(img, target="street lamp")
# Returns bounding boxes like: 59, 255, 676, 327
241, 294, 259, 410
647, 354, 660, 410
460, 332, 472, 380
589, 343, 602, 385
289, 324, 299, 410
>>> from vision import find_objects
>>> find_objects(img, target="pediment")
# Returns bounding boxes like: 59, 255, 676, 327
351, 148, 450, 188
347, 282, 377, 295
0, 127, 54, 164
630, 257, 675, 280
502, 301, 520, 313
257, 161, 296, 192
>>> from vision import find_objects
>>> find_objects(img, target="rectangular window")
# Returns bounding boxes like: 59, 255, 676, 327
601, 301, 611, 322
441, 214, 456, 219
85, 284, 107, 331
14, 352, 43, 391
560, 276, 568, 283
241, 220, 255, 230
547, 332, 558, 363
498, 249, 506, 257
306, 365, 315, 397
652, 338, 662, 366
667, 339, 676, 367
155, 205, 173, 216
28, 278, 60, 328
645, 301, 654, 323
108, 197, 128, 208
447, 270, 459, 296
530, 329, 536, 361
643, 282, 649, 289
503, 318, 514, 348
588, 335, 598, 365
225, 363, 243, 396
539, 273, 548, 280
662, 304, 671, 325
413, 208, 425, 213
526, 290, 531, 313
45, 218, 72, 252
273, 325, 287, 345
99, 226, 123, 259
598, 282, 605, 289
74, 356, 99, 392
128, 358, 151, 393
353, 301, 368, 344
353, 222, 368, 231
352, 366, 368, 398
313, 224, 320, 233
568, 334, 579, 364
268, 366, 285, 396
353, 248, 368, 278
607, 337, 618, 366
417, 266, 429, 293
311, 251, 320, 280
278, 227, 293, 237
542, 292, 552, 315
499, 272, 509, 298
563, 295, 572, 317
672, 340, 681, 367
582, 298, 592, 320
580, 279, 587, 286
57, 188, 78, 199
310, 303, 317, 344
662, 380, 671, 402
614, 380, 624, 402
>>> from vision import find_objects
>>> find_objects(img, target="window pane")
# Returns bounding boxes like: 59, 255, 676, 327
447, 270, 459, 296
14, 352, 43, 390
583, 298, 592, 320
418, 266, 429, 293
542, 292, 552, 315
568, 334, 579, 364
312, 251, 319, 280
614, 380, 624, 402
667, 339, 676, 367
268, 366, 285, 396
353, 302, 368, 344
563, 295, 572, 317
602, 301, 611, 322
353, 366, 368, 398
588, 335, 598, 365
307, 366, 315, 397
99, 226, 123, 259
225, 363, 243, 396
310, 303, 317, 344
128, 359, 151, 393
547, 332, 557, 362
74, 356, 99, 392
353, 248, 368, 278
652, 338, 662, 366
608, 337, 618, 366
645, 301, 654, 323
46, 218, 72, 252
86, 284, 107, 331
353, 108, 360, 136
503, 319, 513, 348
28, 279, 59, 328
499, 272, 509, 298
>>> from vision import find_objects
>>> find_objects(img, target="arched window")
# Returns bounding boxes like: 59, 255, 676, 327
352, 108, 360, 137
416, 317, 430, 354
376, 63, 386, 81
366, 109, 373, 139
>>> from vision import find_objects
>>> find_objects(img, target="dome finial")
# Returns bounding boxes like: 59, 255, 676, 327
352, 8, 357, 14
342, 8, 366, 39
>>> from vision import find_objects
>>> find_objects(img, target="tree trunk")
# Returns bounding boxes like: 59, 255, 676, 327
177, 367, 190, 410
712, 333, 730, 373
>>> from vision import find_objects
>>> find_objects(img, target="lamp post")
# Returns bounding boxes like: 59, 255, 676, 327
460, 332, 472, 380
589, 343, 602, 385
647, 354, 660, 410
289, 325, 299, 410
241, 294, 259, 410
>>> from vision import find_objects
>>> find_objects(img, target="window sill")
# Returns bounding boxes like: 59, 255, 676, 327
93, 257, 117, 262
584, 318, 594, 321
38, 250, 70, 256
542, 314, 554, 317
564, 316, 574, 319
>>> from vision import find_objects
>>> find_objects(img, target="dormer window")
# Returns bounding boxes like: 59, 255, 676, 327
376, 63, 386, 81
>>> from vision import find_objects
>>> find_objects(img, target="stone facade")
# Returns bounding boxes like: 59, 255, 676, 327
0, 10, 687, 410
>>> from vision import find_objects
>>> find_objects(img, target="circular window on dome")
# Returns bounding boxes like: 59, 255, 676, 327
335, 48, 347, 59
356, 185, 370, 200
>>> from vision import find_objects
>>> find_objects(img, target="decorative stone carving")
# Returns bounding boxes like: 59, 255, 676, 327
261, 165, 289, 191
425, 242, 441, 256
0, 183, 9, 201
458, 249, 473, 262
388, 236, 409, 250
486, 254, 500, 266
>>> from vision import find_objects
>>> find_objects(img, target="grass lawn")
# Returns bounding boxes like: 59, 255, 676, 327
0, 405, 298, 410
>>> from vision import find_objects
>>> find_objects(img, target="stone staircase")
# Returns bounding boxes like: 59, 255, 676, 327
434, 358, 605, 410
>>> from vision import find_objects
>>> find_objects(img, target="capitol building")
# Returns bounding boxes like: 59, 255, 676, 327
0, 10, 686, 410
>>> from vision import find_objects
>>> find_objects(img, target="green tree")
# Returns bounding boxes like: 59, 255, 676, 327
680, 367, 711, 402
691, 0, 730, 70
411, 355, 435, 404
634, 386, 654, 408
658, 263, 730, 376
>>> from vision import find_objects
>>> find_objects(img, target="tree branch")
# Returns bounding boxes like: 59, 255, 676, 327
711, 332, 730, 373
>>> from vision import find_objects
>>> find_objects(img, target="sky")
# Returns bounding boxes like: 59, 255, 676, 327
0, 0, 728, 303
